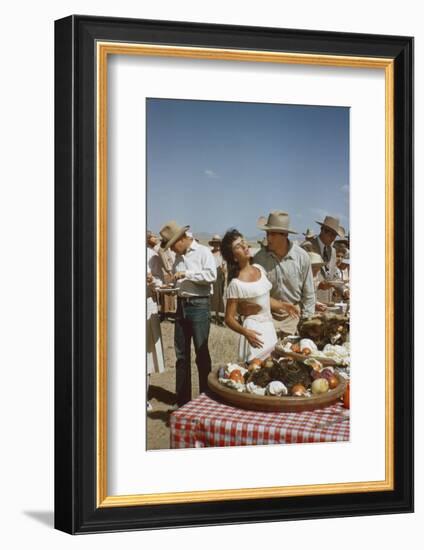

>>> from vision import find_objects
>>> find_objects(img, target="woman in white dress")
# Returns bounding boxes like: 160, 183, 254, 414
221, 229, 299, 363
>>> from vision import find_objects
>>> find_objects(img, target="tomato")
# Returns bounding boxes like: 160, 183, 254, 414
229, 369, 243, 383
328, 375, 339, 389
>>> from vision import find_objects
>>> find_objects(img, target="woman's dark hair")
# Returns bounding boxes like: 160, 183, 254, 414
221, 228, 244, 283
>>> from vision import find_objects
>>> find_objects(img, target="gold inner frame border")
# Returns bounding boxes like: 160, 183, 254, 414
96, 42, 395, 508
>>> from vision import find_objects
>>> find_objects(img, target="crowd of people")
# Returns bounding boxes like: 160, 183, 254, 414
146, 211, 350, 412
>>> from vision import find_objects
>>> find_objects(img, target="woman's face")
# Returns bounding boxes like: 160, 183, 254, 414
231, 236, 250, 263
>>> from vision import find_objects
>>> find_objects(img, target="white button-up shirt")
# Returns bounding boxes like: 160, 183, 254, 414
173, 240, 217, 297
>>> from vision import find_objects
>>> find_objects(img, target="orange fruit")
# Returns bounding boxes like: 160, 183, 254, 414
229, 370, 243, 383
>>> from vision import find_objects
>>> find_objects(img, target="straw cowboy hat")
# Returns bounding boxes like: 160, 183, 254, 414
315, 215, 344, 238
159, 220, 190, 250
208, 234, 222, 246
302, 228, 315, 239
335, 234, 350, 247
339, 252, 350, 265
336, 238, 349, 246
257, 211, 298, 234
308, 251, 325, 266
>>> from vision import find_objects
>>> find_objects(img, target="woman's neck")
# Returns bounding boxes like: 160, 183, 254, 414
239, 258, 252, 275
237, 257, 250, 271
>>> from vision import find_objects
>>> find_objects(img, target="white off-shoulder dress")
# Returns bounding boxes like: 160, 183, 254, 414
226, 264, 278, 362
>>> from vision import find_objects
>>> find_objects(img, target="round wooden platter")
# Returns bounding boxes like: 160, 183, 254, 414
207, 370, 347, 413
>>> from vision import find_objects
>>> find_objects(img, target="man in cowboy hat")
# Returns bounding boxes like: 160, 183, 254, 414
308, 215, 346, 303
240, 211, 315, 336
299, 228, 315, 251
159, 221, 217, 407
302, 228, 315, 241
333, 232, 350, 256
310, 214, 344, 276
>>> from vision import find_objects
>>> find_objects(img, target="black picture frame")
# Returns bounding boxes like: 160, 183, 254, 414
55, 14, 414, 534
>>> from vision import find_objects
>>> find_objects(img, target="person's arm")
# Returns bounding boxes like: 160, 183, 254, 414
270, 297, 300, 318
318, 279, 333, 290
225, 299, 264, 349
237, 301, 261, 317
315, 301, 327, 312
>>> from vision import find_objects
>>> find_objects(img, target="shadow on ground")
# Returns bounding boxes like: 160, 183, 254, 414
148, 384, 176, 405
147, 410, 172, 426
23, 511, 54, 528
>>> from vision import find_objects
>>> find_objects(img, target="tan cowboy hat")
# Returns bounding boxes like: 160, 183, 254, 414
208, 234, 222, 246
159, 220, 190, 250
335, 237, 350, 247
315, 215, 344, 238
308, 251, 325, 266
257, 211, 298, 234
302, 228, 315, 238
339, 252, 350, 265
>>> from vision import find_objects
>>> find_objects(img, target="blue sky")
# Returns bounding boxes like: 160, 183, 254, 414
146, 99, 349, 240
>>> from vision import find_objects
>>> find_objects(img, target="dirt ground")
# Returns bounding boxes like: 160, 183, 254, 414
147, 319, 239, 450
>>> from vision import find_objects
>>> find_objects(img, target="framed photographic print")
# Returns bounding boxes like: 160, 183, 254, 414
54, 15, 413, 533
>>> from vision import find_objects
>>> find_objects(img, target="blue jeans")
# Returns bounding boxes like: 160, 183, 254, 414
174, 297, 211, 406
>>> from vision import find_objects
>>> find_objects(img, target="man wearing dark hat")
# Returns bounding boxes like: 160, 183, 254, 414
309, 215, 346, 303
247, 211, 315, 335
160, 221, 217, 407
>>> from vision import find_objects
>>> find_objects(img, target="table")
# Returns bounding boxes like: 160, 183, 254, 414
170, 393, 349, 448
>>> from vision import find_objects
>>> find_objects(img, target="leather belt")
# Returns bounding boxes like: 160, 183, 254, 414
178, 295, 210, 303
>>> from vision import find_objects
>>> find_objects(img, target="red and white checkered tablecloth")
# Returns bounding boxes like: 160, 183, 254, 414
170, 393, 349, 448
